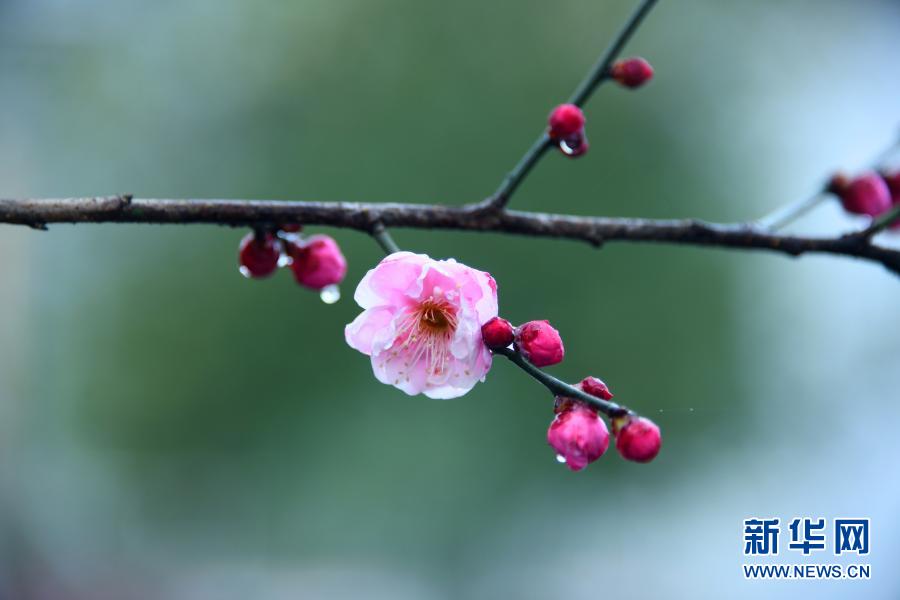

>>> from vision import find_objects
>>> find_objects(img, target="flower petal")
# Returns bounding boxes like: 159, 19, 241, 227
353, 251, 429, 309
345, 306, 396, 355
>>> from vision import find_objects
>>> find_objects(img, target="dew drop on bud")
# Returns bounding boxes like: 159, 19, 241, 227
238, 265, 252, 279
320, 284, 341, 304
555, 454, 566, 464
559, 139, 576, 156
277, 252, 292, 268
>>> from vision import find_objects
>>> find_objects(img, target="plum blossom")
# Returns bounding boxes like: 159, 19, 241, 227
345, 252, 498, 399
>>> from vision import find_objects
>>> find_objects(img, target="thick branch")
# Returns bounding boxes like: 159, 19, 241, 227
2, 196, 898, 274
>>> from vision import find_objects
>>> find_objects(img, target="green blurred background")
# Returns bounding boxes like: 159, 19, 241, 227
1, 0, 898, 598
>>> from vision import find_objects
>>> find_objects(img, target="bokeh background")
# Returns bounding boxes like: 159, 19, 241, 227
1, 0, 899, 598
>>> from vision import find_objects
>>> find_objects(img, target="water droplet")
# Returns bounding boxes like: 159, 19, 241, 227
320, 284, 340, 304
238, 265, 252, 279
277, 252, 292, 268
555, 454, 566, 464
689, 407, 694, 412
658, 409, 664, 413
559, 132, 587, 156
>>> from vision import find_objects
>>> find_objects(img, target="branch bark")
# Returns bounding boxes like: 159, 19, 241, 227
1, 195, 898, 274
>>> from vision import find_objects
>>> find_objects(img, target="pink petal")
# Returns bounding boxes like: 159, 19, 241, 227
371, 343, 430, 396
353, 252, 429, 309
344, 307, 396, 355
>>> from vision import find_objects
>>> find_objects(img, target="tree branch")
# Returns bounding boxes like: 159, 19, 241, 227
756, 192, 827, 231
2, 195, 898, 275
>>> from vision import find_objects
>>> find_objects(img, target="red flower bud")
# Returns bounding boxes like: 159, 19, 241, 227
882, 170, 900, 198
613, 415, 661, 463
548, 104, 586, 140
515, 320, 564, 367
280, 223, 303, 233
481, 317, 515, 350
238, 232, 280, 279
578, 376, 613, 400
610, 57, 654, 89
835, 172, 891, 217
547, 402, 610, 471
880, 170, 900, 230
288, 234, 347, 290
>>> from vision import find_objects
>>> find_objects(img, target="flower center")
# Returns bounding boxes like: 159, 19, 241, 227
389, 293, 459, 380
419, 299, 455, 332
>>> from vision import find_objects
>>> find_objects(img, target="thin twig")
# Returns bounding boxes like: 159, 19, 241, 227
483, 134, 552, 212
482, 0, 660, 211
757, 192, 827, 231
567, 0, 660, 107
493, 346, 630, 417
859, 203, 900, 239
371, 222, 401, 254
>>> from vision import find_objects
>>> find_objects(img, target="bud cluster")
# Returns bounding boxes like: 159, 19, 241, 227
481, 317, 661, 471
481, 317, 565, 367
549, 376, 662, 472
545, 58, 653, 160
238, 224, 348, 300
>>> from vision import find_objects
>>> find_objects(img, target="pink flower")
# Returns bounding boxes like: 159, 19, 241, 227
345, 252, 498, 399
547, 402, 610, 471
515, 320, 564, 367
